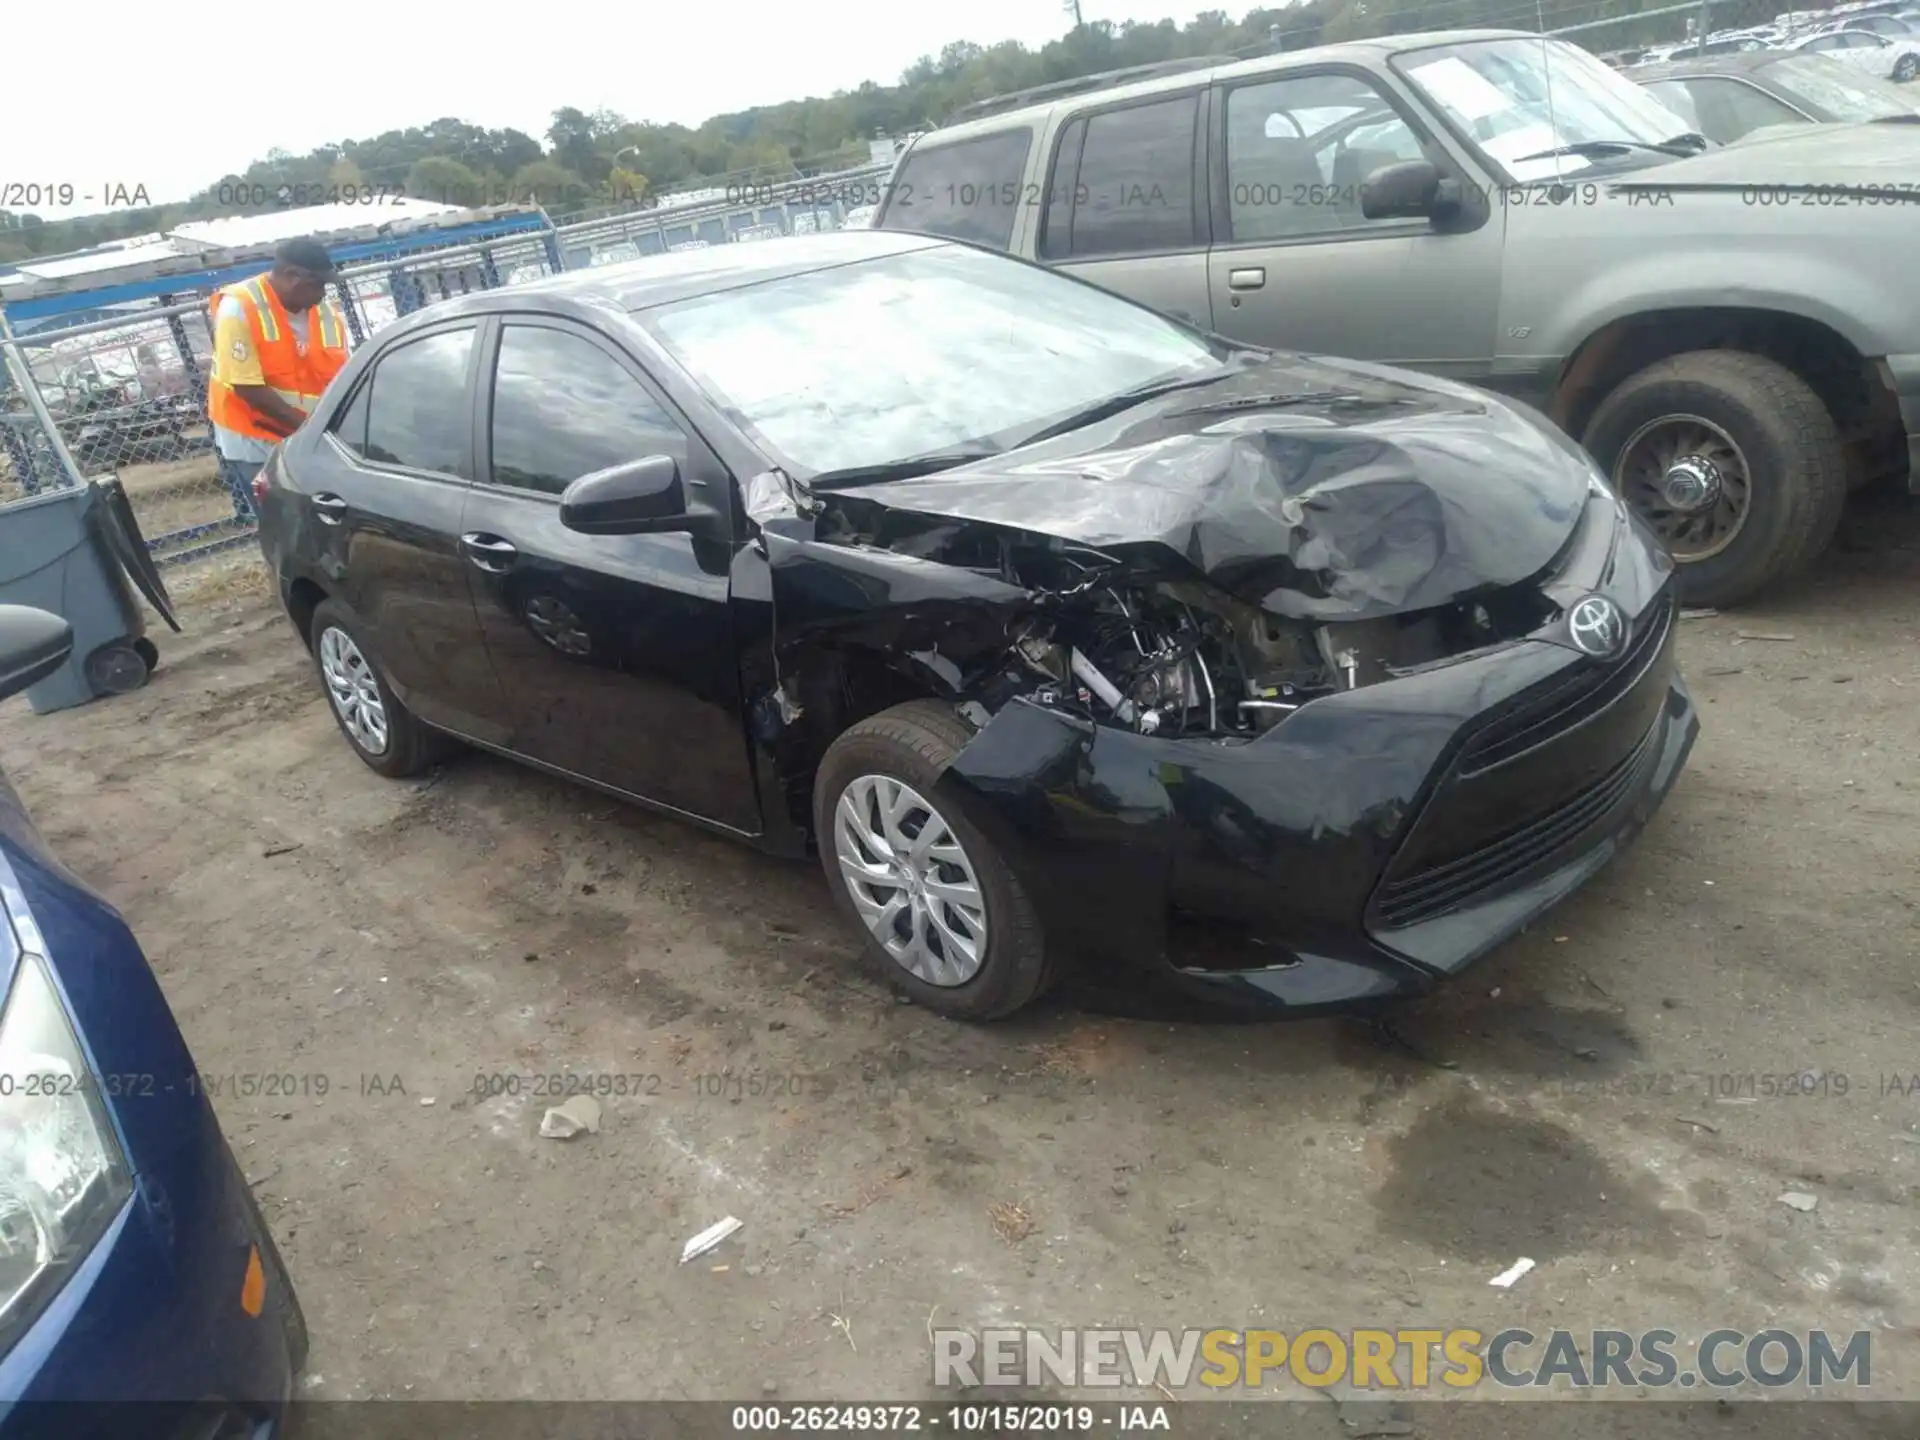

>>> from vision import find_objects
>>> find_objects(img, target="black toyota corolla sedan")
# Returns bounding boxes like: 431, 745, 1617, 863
254, 231, 1697, 1022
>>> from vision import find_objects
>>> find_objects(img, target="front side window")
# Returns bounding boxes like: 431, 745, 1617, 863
1396, 36, 1699, 181
489, 325, 688, 497
1043, 94, 1202, 259
345, 327, 475, 477
1224, 73, 1424, 241
642, 244, 1220, 476
878, 129, 1034, 251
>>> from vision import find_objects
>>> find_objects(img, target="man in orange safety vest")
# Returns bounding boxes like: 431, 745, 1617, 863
205, 237, 351, 522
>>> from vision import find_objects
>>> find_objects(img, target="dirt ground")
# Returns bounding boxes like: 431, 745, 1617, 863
2, 493, 1918, 1431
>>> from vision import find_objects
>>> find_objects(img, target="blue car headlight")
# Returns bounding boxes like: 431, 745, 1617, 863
0, 954, 134, 1345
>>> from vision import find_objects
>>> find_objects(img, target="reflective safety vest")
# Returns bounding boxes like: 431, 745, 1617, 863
205, 273, 350, 442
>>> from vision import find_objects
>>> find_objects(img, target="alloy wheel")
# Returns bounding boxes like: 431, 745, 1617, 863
317, 626, 390, 756
1613, 413, 1753, 562
833, 774, 989, 987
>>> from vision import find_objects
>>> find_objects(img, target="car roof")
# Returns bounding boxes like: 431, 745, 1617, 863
367, 230, 953, 342
922, 28, 1558, 147
1630, 52, 1786, 78
499, 229, 947, 313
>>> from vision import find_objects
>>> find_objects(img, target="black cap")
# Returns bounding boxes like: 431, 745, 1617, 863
274, 236, 339, 278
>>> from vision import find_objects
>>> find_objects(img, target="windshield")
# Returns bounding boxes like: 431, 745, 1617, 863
1396, 36, 1699, 180
642, 244, 1221, 476
1763, 53, 1920, 118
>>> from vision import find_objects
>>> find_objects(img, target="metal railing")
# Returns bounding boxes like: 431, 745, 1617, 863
0, 160, 894, 599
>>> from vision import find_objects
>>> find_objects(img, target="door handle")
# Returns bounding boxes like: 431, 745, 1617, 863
1227, 267, 1267, 292
312, 493, 347, 526
460, 532, 519, 573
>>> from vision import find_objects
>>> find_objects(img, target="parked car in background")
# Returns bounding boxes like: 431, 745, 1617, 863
253, 232, 1697, 1023
1822, 11, 1918, 36
841, 203, 879, 228
1633, 50, 1920, 142
875, 28, 1920, 606
1781, 25, 1920, 80
0, 605, 305, 1436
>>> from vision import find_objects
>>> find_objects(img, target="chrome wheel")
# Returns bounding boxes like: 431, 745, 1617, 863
524, 595, 592, 656
317, 625, 389, 756
833, 774, 988, 987
1614, 413, 1752, 563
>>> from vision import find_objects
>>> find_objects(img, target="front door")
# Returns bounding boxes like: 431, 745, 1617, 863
308, 320, 511, 742
1204, 68, 1505, 386
458, 317, 760, 833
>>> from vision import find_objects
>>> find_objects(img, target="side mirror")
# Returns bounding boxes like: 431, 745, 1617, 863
0, 606, 75, 704
559, 455, 692, 536
1360, 159, 1447, 220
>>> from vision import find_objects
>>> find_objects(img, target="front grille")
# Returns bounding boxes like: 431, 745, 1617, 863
1457, 586, 1674, 775
1375, 717, 1661, 928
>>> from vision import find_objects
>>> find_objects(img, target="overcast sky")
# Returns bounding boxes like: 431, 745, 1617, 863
8, 0, 1231, 222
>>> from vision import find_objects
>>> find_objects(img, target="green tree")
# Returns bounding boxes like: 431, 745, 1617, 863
509, 159, 588, 209
407, 156, 488, 208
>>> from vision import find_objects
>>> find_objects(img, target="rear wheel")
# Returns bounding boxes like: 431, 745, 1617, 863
84, 641, 150, 696
1584, 349, 1846, 607
814, 701, 1053, 1020
309, 600, 450, 778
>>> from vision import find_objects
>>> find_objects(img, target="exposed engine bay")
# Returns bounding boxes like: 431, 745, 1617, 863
814, 507, 1558, 740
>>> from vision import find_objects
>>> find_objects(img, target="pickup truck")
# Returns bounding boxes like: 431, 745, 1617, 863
873, 28, 1920, 605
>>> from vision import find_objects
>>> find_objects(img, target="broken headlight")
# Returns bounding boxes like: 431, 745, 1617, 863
0, 955, 134, 1352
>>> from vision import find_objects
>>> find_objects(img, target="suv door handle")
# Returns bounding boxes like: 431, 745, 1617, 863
312, 493, 347, 526
460, 532, 519, 573
1227, 267, 1267, 292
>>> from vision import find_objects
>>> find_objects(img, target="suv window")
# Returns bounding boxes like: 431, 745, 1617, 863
1041, 94, 1201, 260
1668, 77, 1806, 142
488, 324, 688, 496
338, 327, 475, 476
1224, 73, 1424, 242
881, 130, 1033, 250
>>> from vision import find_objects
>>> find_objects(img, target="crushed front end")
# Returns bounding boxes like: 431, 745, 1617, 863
750, 359, 1700, 1014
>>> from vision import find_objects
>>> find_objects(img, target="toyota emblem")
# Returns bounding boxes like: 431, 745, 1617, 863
1567, 594, 1627, 659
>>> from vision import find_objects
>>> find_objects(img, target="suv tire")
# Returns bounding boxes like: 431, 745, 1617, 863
1584, 349, 1846, 608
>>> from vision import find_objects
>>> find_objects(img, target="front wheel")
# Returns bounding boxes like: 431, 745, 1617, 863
1583, 349, 1846, 608
1895, 53, 1918, 82
813, 701, 1053, 1021
309, 600, 451, 778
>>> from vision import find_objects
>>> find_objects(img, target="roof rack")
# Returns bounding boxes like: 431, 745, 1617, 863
945, 55, 1239, 126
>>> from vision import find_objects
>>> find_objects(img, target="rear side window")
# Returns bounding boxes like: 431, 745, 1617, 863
1040, 94, 1201, 260
341, 327, 475, 477
879, 129, 1034, 250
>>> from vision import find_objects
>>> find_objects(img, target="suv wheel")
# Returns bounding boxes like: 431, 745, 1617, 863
1584, 349, 1846, 608
309, 600, 451, 778
814, 701, 1053, 1021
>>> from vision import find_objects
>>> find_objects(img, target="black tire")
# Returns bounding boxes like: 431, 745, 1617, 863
1896, 53, 1918, 82
813, 700, 1053, 1021
308, 599, 451, 779
132, 636, 160, 673
1583, 349, 1846, 608
84, 641, 150, 696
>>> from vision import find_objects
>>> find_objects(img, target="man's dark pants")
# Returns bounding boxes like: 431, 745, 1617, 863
217, 457, 263, 524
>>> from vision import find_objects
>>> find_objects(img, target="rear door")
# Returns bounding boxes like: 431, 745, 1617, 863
1036, 89, 1216, 330
1204, 66, 1503, 382
458, 317, 760, 833
309, 321, 511, 742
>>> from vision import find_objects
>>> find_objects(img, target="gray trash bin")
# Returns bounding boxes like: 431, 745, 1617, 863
0, 479, 180, 714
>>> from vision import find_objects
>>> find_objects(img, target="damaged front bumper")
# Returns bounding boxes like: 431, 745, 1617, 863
935, 498, 1699, 1017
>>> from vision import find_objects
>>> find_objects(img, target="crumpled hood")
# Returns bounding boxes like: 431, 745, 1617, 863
821, 352, 1592, 621
1618, 120, 1920, 189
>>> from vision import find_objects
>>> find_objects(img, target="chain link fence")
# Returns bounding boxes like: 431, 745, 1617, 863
0, 162, 892, 608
